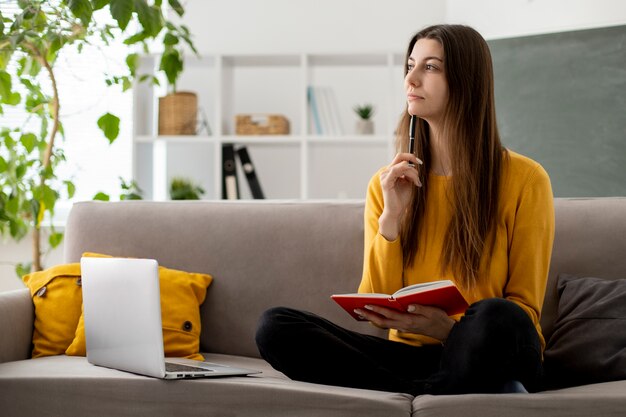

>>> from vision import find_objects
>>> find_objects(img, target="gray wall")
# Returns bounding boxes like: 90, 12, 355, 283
489, 25, 626, 197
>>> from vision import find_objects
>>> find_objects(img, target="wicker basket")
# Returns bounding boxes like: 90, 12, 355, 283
158, 92, 198, 135
235, 114, 290, 135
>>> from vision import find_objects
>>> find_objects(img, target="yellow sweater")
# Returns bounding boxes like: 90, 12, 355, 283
358, 150, 555, 350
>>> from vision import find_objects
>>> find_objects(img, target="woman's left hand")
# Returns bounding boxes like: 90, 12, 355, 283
355, 304, 455, 342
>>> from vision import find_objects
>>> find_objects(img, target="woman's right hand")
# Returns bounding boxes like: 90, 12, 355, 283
378, 153, 422, 240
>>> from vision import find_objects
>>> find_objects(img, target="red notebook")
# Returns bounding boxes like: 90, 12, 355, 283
331, 280, 469, 320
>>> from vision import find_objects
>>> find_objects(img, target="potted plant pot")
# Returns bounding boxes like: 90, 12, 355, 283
353, 103, 375, 135
356, 119, 374, 134
158, 91, 198, 135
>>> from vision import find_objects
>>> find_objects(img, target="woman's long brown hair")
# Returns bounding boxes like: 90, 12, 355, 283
395, 24, 506, 289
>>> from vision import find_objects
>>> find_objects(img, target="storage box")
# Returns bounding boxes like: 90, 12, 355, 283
235, 114, 290, 135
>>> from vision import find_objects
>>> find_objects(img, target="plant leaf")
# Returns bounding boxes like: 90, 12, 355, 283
10, 219, 29, 241
0, 70, 22, 106
65, 180, 76, 198
6, 197, 19, 217
119, 177, 143, 200
30, 198, 41, 227
134, 0, 163, 38
123, 30, 148, 45
48, 231, 64, 248
66, 0, 94, 25
92, 192, 110, 201
121, 192, 142, 200
0, 70, 12, 102
168, 0, 184, 16
2, 130, 15, 147
0, 49, 14, 71
110, 0, 134, 31
159, 48, 182, 87
42, 185, 58, 213
162, 32, 178, 46
97, 112, 120, 143
17, 1, 31, 12
15, 164, 26, 179
178, 25, 198, 54
91, 0, 109, 11
122, 77, 132, 91
20, 133, 37, 153
125, 53, 138, 75
23, 56, 42, 78
15, 262, 32, 279
47, 33, 64, 62
8, 92, 20, 105
34, 10, 47, 29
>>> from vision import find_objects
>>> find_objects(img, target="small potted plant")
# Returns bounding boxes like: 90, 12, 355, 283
155, 25, 200, 136
169, 177, 205, 200
353, 104, 375, 135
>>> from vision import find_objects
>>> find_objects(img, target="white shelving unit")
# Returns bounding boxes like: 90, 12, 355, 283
132, 52, 407, 200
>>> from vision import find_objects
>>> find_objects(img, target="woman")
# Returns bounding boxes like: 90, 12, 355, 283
255, 24, 555, 395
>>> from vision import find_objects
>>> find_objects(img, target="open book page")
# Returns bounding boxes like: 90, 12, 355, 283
392, 280, 454, 297
331, 279, 468, 320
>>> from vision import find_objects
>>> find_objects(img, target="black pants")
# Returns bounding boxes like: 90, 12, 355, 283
255, 298, 543, 395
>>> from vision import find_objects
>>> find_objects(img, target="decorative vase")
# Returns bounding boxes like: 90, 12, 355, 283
356, 119, 374, 135
158, 91, 198, 135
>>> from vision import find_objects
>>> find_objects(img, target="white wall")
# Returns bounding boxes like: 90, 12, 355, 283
177, 0, 626, 53
175, 0, 446, 54
2, 0, 625, 292
446, 0, 626, 39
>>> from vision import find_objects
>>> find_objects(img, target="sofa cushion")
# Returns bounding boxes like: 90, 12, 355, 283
65, 253, 213, 360
3, 356, 626, 417
0, 355, 414, 417
22, 263, 83, 358
543, 273, 626, 389
411, 381, 626, 417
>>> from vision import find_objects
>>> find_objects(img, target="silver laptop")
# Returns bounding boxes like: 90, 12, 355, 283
80, 256, 259, 379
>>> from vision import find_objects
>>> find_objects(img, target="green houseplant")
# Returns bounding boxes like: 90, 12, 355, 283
169, 177, 204, 200
0, 0, 196, 275
353, 103, 375, 134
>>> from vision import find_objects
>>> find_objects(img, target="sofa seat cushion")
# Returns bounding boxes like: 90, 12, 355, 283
0, 354, 413, 417
411, 381, 626, 417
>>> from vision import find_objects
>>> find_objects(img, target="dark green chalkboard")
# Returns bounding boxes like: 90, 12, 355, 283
488, 25, 626, 197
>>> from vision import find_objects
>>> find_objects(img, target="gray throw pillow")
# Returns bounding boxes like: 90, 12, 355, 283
543, 273, 626, 389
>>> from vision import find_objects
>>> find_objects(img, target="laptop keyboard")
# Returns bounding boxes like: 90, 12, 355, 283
165, 362, 214, 373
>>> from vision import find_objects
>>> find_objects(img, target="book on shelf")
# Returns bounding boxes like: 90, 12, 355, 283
307, 86, 323, 135
324, 87, 344, 135
307, 86, 343, 136
222, 143, 240, 200
236, 146, 264, 199
317, 87, 337, 135
331, 280, 469, 321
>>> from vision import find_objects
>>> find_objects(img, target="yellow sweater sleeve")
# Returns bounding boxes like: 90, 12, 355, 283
503, 163, 555, 345
358, 169, 404, 296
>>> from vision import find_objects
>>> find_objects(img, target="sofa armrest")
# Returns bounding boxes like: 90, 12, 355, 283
0, 289, 33, 363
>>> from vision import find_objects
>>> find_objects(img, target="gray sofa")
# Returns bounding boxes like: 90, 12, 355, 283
1, 198, 625, 417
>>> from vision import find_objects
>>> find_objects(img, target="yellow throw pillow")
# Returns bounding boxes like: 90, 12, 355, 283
22, 264, 83, 358
65, 253, 213, 361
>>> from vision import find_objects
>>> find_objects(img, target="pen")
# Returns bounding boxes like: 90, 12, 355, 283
408, 115, 416, 167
